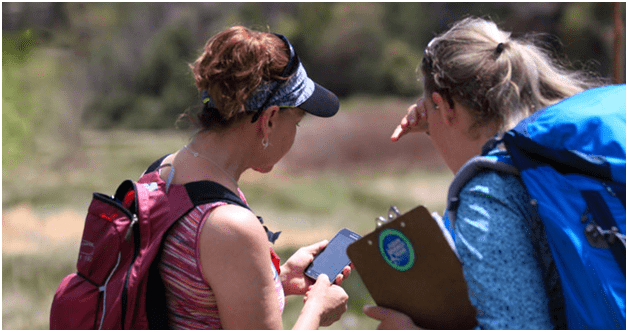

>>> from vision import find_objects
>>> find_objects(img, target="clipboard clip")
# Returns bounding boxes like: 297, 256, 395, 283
375, 206, 401, 228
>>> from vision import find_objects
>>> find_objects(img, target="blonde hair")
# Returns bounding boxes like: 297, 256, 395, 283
420, 17, 604, 133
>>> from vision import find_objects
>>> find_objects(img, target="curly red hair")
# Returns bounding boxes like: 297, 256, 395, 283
190, 26, 290, 129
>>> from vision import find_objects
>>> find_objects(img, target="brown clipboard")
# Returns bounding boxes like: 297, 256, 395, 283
347, 205, 477, 329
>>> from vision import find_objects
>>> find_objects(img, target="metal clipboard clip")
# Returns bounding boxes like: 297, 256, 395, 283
375, 206, 402, 228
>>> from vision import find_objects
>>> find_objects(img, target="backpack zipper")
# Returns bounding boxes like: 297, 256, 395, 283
90, 193, 136, 329
94, 189, 139, 329
124, 214, 138, 242
120, 213, 139, 329
121, 182, 140, 330
98, 252, 122, 329
93, 193, 134, 222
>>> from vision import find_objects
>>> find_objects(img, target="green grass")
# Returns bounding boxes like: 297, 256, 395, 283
2, 129, 190, 209
3, 133, 451, 329
3, 87, 452, 330
2, 249, 77, 329
2, 29, 446, 329
2, 245, 383, 329
2, 128, 451, 329
273, 247, 380, 329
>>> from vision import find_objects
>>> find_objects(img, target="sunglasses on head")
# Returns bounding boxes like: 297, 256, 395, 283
251, 33, 301, 123
421, 42, 455, 109
420, 38, 436, 75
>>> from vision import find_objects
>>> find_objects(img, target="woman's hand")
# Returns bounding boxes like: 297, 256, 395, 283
391, 98, 429, 141
363, 305, 421, 330
300, 274, 349, 327
280, 240, 352, 296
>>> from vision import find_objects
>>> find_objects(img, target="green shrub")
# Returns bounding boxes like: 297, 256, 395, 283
2, 29, 39, 171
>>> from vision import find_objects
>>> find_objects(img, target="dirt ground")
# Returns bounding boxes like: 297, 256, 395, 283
2, 107, 446, 254
2, 204, 86, 254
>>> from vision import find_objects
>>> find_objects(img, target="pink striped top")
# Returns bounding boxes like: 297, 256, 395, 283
158, 195, 285, 329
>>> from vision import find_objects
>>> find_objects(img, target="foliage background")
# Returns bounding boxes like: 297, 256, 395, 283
2, 2, 625, 330
3, 2, 625, 168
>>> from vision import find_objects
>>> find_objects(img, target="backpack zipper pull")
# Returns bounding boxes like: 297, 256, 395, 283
125, 214, 138, 242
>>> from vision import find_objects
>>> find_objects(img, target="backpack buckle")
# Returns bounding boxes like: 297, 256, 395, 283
585, 220, 626, 249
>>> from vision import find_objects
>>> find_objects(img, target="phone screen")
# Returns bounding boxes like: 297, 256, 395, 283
305, 228, 361, 280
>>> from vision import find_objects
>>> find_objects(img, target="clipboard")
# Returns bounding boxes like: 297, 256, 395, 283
347, 205, 477, 329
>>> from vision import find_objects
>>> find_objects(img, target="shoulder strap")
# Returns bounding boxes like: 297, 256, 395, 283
446, 145, 518, 228
143, 155, 249, 209
141, 156, 281, 244
185, 180, 281, 244
184, 180, 248, 209
142, 159, 280, 329
443, 144, 568, 329
145, 155, 169, 174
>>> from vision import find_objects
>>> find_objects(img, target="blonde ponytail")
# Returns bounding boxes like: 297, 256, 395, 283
420, 17, 604, 134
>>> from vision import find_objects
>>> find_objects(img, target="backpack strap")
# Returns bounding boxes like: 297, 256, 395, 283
145, 155, 169, 174
580, 190, 626, 275
183, 180, 281, 244
446, 140, 519, 228
142, 156, 281, 244
444, 141, 567, 329
141, 154, 247, 209
141, 157, 280, 329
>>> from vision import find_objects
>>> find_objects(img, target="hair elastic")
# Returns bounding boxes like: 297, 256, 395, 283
496, 42, 506, 55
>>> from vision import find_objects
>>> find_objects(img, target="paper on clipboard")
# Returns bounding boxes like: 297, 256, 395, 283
347, 205, 477, 330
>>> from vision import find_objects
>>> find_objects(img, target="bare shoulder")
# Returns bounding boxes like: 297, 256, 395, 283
202, 203, 268, 246
199, 202, 274, 287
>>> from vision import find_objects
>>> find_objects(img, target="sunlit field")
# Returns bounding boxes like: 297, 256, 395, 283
4, 3, 622, 329
3, 100, 452, 330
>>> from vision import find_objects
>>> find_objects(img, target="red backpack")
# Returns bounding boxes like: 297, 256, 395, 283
50, 158, 279, 329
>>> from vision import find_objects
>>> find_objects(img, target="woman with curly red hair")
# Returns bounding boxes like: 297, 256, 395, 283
154, 26, 349, 329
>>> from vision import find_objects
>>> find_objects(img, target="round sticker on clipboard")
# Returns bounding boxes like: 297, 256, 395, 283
378, 229, 415, 271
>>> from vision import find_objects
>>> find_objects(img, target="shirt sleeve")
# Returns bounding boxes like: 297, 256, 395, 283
454, 171, 554, 330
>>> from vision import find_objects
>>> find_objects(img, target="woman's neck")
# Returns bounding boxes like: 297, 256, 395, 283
448, 126, 499, 175
174, 130, 255, 193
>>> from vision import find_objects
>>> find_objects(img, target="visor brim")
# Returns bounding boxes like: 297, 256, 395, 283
297, 82, 339, 118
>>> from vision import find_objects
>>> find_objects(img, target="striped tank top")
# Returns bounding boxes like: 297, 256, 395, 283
158, 193, 285, 329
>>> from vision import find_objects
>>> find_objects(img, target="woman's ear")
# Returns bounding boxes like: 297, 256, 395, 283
431, 92, 455, 126
259, 105, 280, 137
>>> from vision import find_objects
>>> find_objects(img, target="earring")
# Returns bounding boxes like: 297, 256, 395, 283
262, 138, 269, 149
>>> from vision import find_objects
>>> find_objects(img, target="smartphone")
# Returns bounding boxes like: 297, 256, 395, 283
305, 228, 362, 280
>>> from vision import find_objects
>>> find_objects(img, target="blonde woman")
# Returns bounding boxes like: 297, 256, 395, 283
365, 17, 603, 329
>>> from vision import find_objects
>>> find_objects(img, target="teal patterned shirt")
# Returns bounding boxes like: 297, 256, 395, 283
454, 170, 556, 329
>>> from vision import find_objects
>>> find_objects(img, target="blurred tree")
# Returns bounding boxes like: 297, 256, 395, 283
2, 2, 623, 130
558, 2, 616, 78
383, 2, 435, 45
377, 39, 422, 96
239, 2, 268, 25
2, 29, 39, 170
136, 23, 197, 124
310, 3, 388, 96
83, 5, 199, 129
612, 2, 626, 84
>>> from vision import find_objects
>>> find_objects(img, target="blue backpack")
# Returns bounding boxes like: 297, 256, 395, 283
446, 84, 626, 329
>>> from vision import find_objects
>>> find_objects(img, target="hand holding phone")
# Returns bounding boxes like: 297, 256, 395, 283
305, 228, 361, 280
